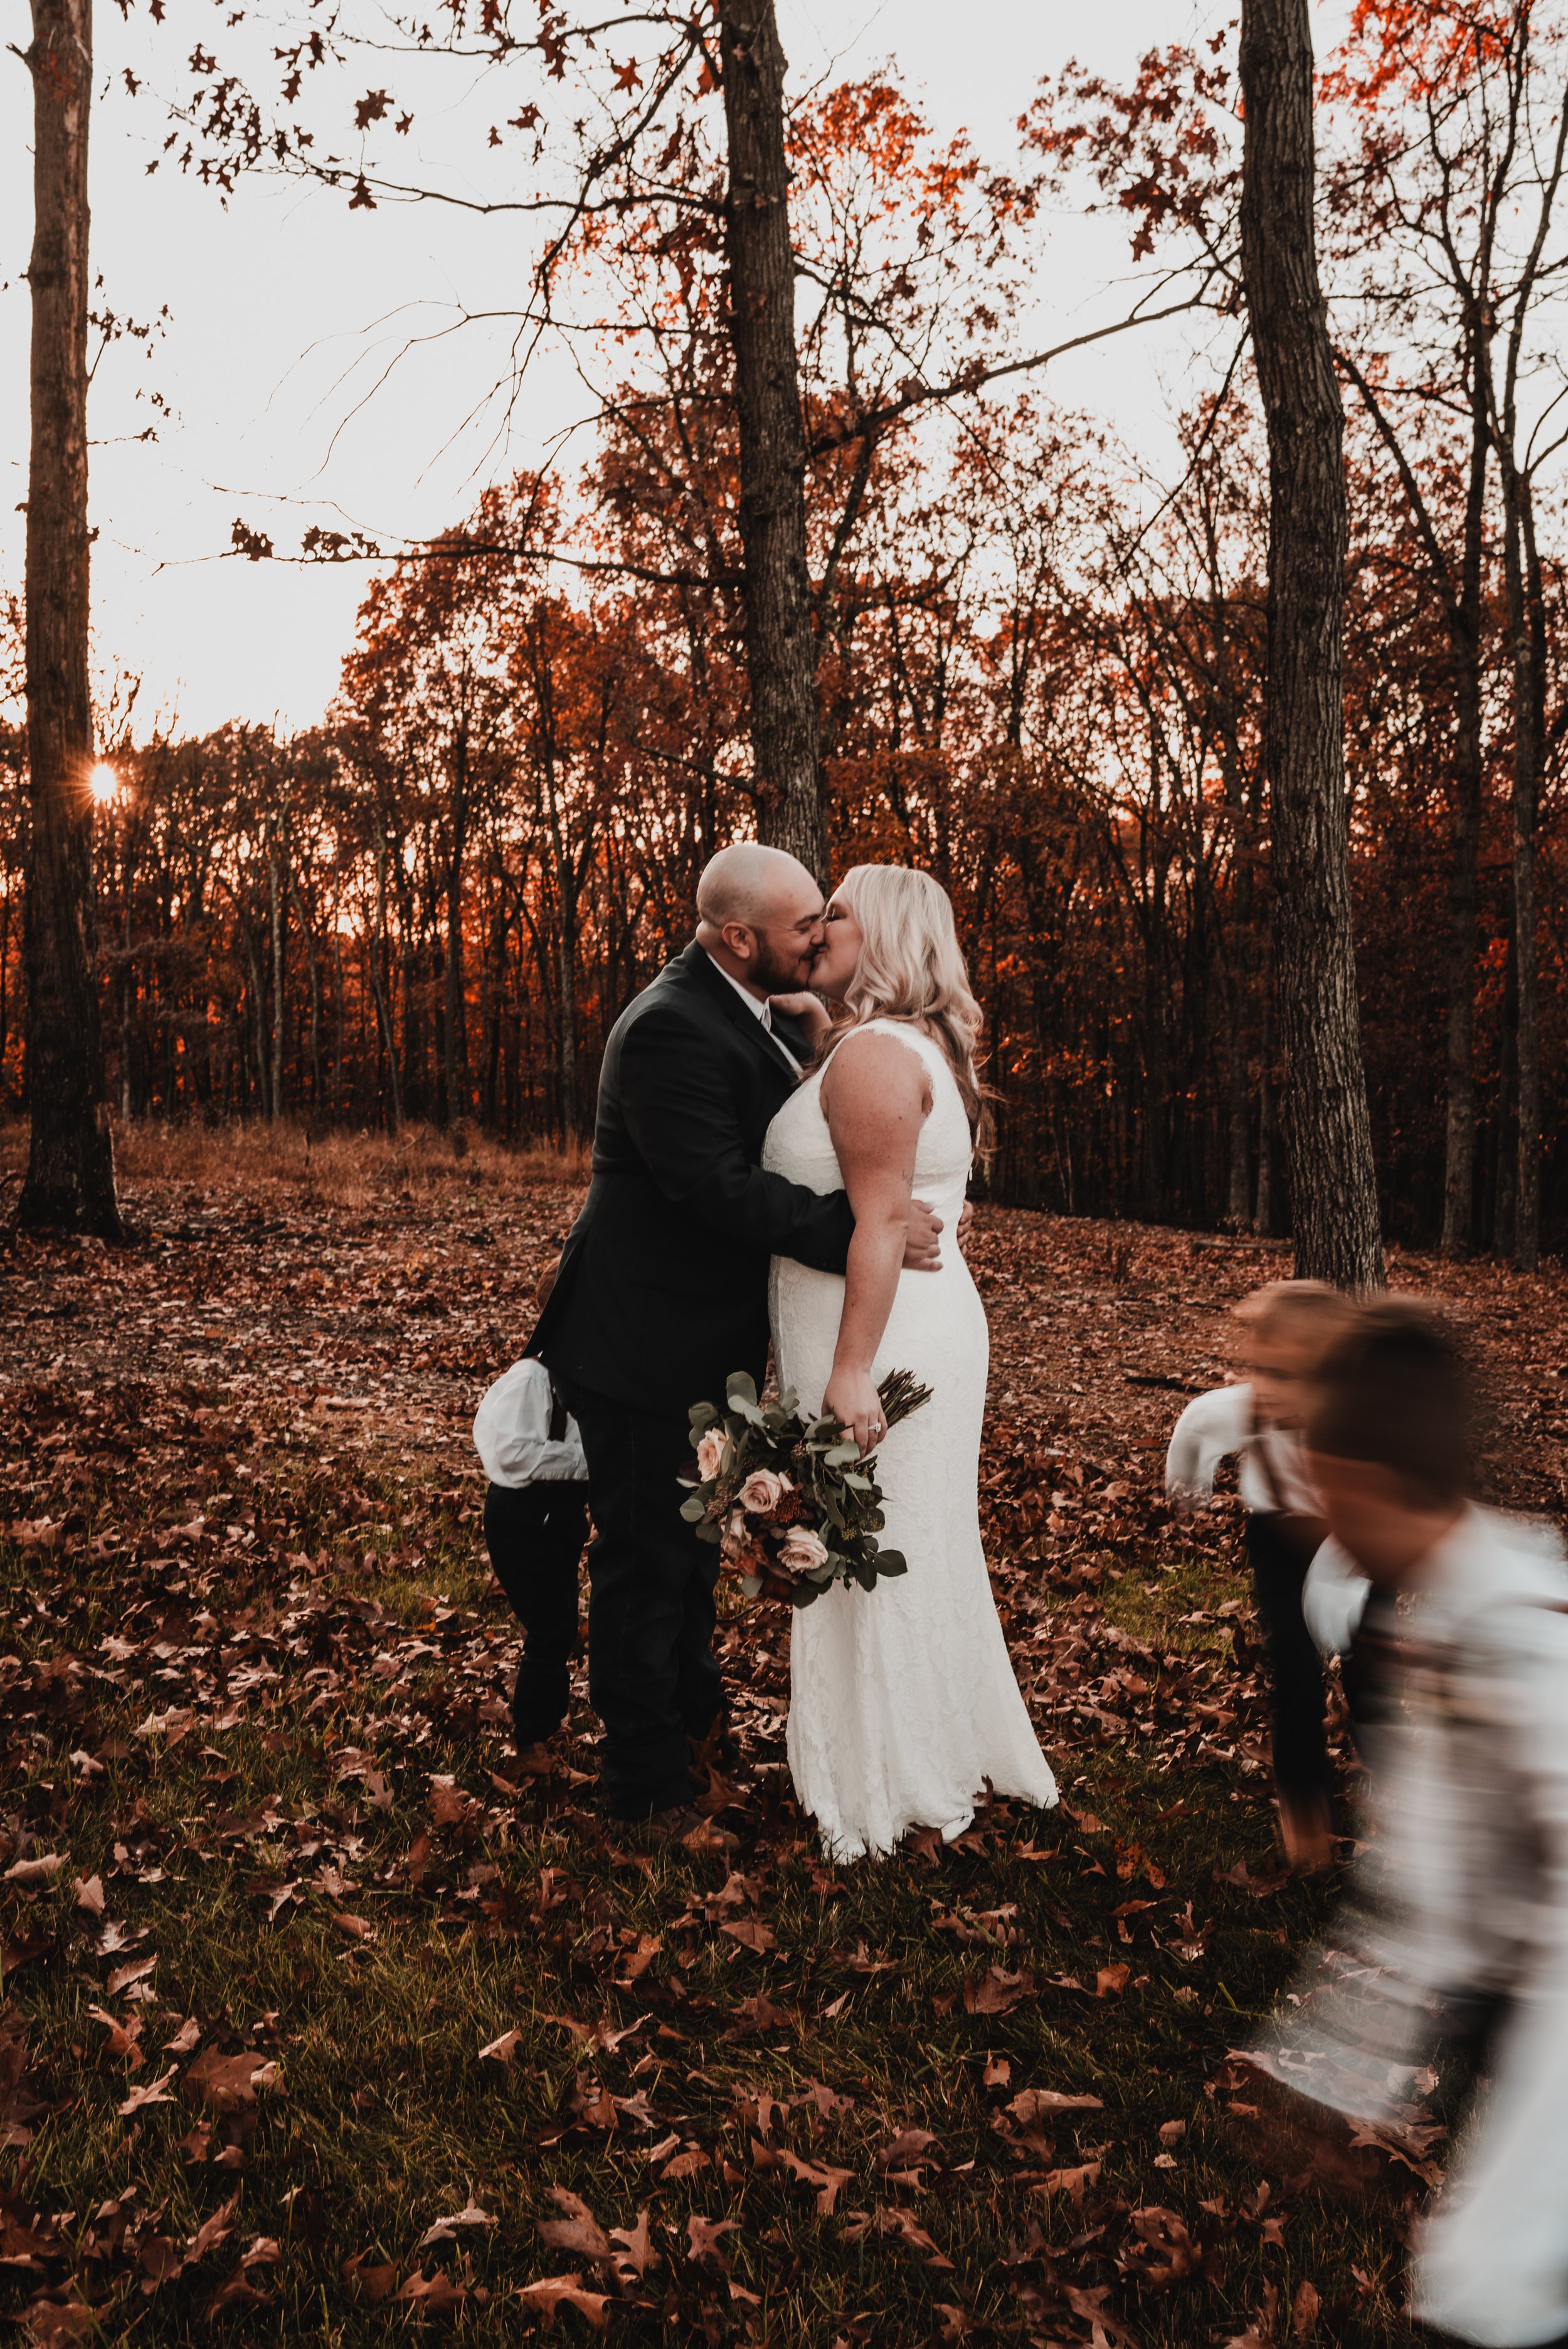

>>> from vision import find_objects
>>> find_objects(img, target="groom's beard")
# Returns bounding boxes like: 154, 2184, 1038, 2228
753, 943, 821, 994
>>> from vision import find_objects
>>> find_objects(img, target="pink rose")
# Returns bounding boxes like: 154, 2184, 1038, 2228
776, 1525, 830, 1576
695, 1428, 727, 1481
719, 1510, 748, 1555
738, 1468, 790, 1515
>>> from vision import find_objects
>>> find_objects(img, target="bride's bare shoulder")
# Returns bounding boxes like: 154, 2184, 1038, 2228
820, 1022, 933, 1123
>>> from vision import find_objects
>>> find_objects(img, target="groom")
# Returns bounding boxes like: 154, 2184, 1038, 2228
529, 842, 946, 1842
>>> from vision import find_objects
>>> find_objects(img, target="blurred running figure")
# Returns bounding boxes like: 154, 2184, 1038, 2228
1165, 1281, 1355, 1870
1249, 1304, 1568, 2349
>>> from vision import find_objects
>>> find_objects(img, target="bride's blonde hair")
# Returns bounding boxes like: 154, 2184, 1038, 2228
822, 864, 990, 1138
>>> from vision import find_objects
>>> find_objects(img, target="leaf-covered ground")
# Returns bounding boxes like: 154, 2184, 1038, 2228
2, 1125, 1565, 2346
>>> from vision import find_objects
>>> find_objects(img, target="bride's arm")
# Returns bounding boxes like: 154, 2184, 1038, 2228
820, 1032, 932, 1457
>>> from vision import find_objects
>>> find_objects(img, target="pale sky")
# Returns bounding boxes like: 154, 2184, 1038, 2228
1, 0, 1247, 739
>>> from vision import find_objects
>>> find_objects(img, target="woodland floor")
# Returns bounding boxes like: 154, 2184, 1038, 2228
1, 1121, 1566, 2348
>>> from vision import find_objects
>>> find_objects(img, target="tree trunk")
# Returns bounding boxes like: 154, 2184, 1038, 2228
18, 0, 122, 1238
1500, 461, 1544, 1271
1239, 0, 1382, 1291
267, 818, 285, 1122
718, 0, 826, 878
1440, 381, 1488, 1256
290, 872, 322, 1111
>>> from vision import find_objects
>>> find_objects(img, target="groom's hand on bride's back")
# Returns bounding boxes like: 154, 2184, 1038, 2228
903, 1199, 943, 1271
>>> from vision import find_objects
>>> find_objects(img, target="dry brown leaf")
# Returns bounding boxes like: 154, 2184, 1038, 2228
104, 1956, 156, 1996
183, 2049, 271, 2113
1038, 2162, 1102, 2202
118, 2064, 179, 2116
517, 2274, 610, 2328
479, 2029, 521, 2068
719, 1917, 776, 1953
341, 2252, 396, 2303
3, 1857, 63, 1888
427, 1775, 464, 1828
608, 2208, 659, 2278
686, 2214, 738, 2266
876, 2205, 955, 2269
87, 2006, 143, 2064
72, 1875, 104, 1917
1007, 2087, 1103, 2123
877, 2126, 938, 2170
394, 2267, 467, 2312
536, 2189, 612, 2264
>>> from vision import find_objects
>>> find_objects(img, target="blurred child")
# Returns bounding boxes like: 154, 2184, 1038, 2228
473, 1258, 588, 1772
1165, 1280, 1356, 1870
1249, 1302, 1568, 2349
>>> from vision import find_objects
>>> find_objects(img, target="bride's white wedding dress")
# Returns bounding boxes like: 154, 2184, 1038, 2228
763, 1019, 1058, 1860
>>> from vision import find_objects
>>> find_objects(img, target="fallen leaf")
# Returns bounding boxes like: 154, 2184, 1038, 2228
341, 2252, 396, 2302
87, 2006, 144, 2064
686, 2214, 738, 2266
393, 2267, 467, 2312
1039, 2162, 1102, 2202
427, 1775, 464, 1828
608, 2208, 659, 2277
418, 2199, 495, 2249
719, 1917, 776, 1953
1293, 2280, 1321, 2338
517, 2274, 610, 2328
1008, 2087, 1104, 2123
119, 2065, 179, 2116
877, 2127, 938, 2170
963, 1966, 1036, 2016
186, 2192, 241, 2266
73, 1876, 104, 1917
105, 1957, 156, 1996
537, 2190, 612, 2263
164, 2018, 201, 2057
1096, 1963, 1131, 1998
183, 2049, 274, 2113
877, 2205, 955, 2269
479, 2029, 521, 2068
613, 1932, 662, 1983
3, 1857, 63, 1888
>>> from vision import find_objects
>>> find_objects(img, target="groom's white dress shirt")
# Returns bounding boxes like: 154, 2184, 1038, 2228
703, 950, 802, 1067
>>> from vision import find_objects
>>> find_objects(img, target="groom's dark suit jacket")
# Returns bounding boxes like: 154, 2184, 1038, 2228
529, 942, 854, 1413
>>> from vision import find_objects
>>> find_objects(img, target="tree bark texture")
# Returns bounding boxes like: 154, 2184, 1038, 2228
718, 0, 827, 879
1499, 462, 1544, 1270
1439, 377, 1488, 1256
1239, 0, 1383, 1291
19, 0, 122, 1237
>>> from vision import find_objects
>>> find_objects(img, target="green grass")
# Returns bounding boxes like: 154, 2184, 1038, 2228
0, 1394, 1421, 2347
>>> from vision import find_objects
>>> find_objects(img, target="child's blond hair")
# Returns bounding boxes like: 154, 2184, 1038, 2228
1232, 1278, 1356, 1355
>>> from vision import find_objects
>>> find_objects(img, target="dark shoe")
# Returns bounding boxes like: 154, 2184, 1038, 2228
633, 1805, 739, 1855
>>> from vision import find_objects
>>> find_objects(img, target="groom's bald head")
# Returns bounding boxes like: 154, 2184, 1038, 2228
695, 841, 826, 995
696, 841, 816, 929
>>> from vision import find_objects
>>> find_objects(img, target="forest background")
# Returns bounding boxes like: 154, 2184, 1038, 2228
1, 0, 1564, 1257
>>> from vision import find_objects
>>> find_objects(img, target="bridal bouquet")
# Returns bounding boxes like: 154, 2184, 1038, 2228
681, 1369, 932, 1606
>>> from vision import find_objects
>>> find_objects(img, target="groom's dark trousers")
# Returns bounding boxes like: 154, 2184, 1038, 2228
529, 943, 854, 1821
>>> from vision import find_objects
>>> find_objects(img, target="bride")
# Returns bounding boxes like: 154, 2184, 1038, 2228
763, 864, 1058, 1860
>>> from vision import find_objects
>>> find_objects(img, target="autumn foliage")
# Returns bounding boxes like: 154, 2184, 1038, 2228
1, 19, 1566, 1254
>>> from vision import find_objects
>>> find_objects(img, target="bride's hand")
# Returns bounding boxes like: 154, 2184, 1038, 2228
767, 989, 830, 1039
824, 1365, 886, 1460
